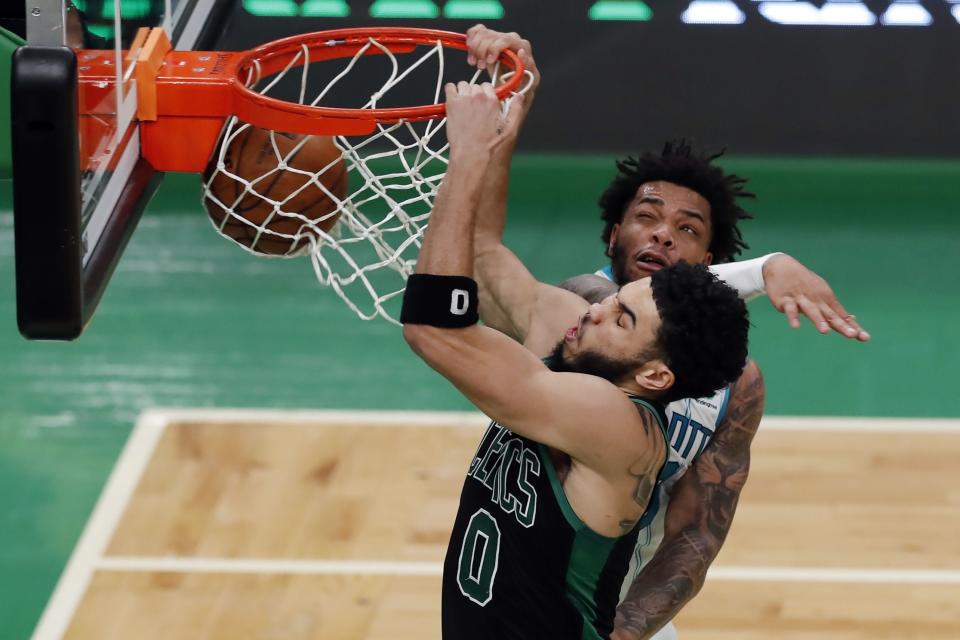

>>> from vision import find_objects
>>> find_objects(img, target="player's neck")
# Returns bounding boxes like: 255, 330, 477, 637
616, 383, 660, 402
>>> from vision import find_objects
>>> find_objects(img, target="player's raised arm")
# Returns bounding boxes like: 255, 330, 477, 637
707, 254, 870, 340
462, 26, 583, 352
465, 24, 539, 245
400, 81, 655, 471
465, 26, 539, 339
565, 254, 870, 341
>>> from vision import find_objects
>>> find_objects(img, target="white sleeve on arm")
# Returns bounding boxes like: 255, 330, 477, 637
709, 253, 783, 302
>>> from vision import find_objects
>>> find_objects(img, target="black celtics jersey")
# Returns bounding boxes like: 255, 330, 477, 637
442, 397, 668, 640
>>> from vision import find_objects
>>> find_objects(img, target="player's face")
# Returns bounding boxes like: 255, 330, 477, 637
608, 181, 713, 285
556, 279, 663, 385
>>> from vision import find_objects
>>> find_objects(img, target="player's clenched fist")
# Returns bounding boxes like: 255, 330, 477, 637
465, 24, 539, 113
444, 82, 525, 156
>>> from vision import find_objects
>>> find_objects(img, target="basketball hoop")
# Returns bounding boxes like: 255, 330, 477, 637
75, 27, 531, 323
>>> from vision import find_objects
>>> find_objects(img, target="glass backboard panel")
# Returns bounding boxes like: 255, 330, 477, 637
13, 0, 235, 339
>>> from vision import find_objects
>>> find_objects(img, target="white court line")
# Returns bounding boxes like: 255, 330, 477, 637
708, 566, 960, 585
140, 408, 960, 433
31, 412, 168, 640
95, 556, 960, 585
759, 415, 960, 433
98, 557, 445, 576
32, 409, 960, 638
140, 407, 490, 428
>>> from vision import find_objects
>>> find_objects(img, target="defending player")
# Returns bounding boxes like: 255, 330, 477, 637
402, 82, 751, 639
463, 25, 869, 640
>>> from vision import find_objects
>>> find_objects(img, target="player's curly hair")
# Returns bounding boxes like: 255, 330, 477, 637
651, 262, 749, 402
599, 140, 754, 264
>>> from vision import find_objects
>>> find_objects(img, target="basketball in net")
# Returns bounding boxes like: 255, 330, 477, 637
203, 126, 349, 256
195, 28, 530, 321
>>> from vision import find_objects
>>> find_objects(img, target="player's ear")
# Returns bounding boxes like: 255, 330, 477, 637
704, 251, 713, 266
634, 360, 674, 395
606, 224, 620, 258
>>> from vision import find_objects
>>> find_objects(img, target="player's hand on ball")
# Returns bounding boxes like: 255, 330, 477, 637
763, 254, 870, 341
465, 25, 539, 115
445, 82, 525, 155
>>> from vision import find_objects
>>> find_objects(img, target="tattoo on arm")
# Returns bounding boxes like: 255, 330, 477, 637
613, 361, 765, 640
621, 408, 665, 535
617, 475, 654, 536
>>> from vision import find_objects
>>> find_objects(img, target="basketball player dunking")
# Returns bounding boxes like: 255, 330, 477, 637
463, 25, 869, 640
401, 82, 752, 639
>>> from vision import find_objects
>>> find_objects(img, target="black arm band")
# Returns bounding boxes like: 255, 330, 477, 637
401, 274, 480, 328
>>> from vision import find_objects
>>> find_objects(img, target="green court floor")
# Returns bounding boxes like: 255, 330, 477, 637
0, 155, 958, 637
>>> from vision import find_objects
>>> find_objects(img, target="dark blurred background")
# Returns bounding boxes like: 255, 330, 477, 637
213, 0, 960, 156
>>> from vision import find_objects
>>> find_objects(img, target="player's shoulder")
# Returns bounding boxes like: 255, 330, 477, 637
627, 395, 668, 435
549, 372, 664, 469
715, 358, 765, 434
732, 359, 764, 401
620, 395, 668, 462
569, 374, 661, 436
630, 398, 669, 465
557, 272, 617, 304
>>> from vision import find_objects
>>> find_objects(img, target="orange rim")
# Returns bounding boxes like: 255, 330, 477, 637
230, 27, 527, 126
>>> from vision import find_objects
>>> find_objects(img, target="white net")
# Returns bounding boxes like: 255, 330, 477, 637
201, 35, 529, 323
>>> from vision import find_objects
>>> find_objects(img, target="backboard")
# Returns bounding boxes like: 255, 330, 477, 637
11, 0, 235, 340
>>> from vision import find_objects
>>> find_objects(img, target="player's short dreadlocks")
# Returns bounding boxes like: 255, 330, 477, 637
599, 140, 754, 264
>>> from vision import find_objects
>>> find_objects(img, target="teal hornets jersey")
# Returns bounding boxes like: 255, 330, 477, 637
617, 388, 730, 600
442, 397, 668, 639
592, 265, 731, 600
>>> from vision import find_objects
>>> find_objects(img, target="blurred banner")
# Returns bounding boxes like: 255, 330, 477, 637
82, 1, 960, 155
